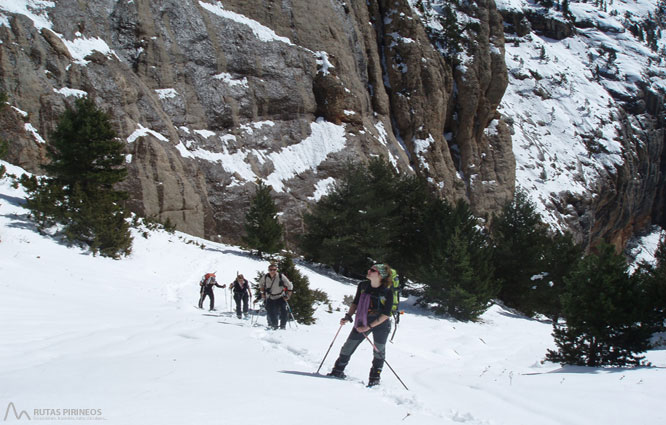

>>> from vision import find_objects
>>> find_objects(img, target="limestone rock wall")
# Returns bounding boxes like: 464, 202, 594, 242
0, 0, 512, 244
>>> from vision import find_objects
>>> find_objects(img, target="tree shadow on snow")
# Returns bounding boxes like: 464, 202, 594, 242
523, 364, 666, 376
0, 192, 26, 207
4, 212, 37, 232
199, 245, 271, 263
3, 210, 82, 252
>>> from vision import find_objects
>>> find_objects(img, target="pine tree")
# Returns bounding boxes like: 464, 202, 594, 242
386, 173, 432, 279
546, 243, 652, 366
22, 97, 132, 258
652, 236, 666, 330
538, 232, 583, 321
243, 180, 284, 257
300, 162, 366, 274
301, 158, 499, 321
491, 190, 552, 316
416, 200, 497, 321
634, 235, 666, 333
301, 158, 400, 277
426, 4, 462, 62
277, 255, 328, 325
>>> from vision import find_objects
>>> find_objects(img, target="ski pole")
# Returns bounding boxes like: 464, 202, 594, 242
233, 271, 239, 313
284, 299, 298, 329
223, 284, 228, 313
361, 332, 409, 390
389, 310, 404, 343
251, 300, 258, 325
316, 323, 344, 374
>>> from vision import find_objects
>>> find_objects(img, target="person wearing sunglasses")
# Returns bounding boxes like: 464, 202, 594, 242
328, 263, 394, 386
258, 263, 293, 329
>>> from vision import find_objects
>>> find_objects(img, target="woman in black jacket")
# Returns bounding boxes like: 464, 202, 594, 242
230, 274, 251, 319
328, 263, 394, 387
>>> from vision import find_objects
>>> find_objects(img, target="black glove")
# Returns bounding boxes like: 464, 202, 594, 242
344, 313, 353, 322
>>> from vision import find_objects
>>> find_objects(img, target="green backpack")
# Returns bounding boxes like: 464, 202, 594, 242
389, 269, 400, 313
379, 268, 400, 312
389, 269, 403, 342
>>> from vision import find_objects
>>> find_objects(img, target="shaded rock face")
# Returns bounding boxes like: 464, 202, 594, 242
0, 0, 511, 245
588, 90, 665, 251
500, 9, 575, 40
497, 4, 665, 252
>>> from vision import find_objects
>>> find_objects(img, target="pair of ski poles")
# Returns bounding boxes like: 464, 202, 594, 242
250, 296, 297, 328
284, 298, 298, 329
316, 322, 409, 390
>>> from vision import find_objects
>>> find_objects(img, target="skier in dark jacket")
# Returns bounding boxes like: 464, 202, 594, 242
198, 273, 226, 311
328, 263, 394, 387
230, 274, 252, 319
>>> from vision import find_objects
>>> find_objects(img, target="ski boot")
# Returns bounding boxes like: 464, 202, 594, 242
367, 367, 381, 387
327, 368, 346, 379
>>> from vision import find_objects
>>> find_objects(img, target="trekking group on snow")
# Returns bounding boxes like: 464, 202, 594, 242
198, 263, 293, 326
197, 262, 400, 388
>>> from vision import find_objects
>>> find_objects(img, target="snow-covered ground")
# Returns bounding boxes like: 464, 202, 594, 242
1, 160, 665, 424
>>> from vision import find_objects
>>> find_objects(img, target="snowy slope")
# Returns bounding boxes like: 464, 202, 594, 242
1, 161, 665, 425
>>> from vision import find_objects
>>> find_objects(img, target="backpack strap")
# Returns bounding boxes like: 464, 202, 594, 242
265, 273, 277, 292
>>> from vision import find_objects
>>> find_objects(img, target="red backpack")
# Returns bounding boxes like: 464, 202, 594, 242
200, 273, 216, 286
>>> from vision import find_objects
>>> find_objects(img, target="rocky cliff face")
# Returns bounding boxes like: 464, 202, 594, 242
0, 0, 511, 244
496, 0, 665, 251
2, 0, 662, 252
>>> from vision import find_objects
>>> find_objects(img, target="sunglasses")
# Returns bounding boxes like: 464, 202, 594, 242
269, 268, 277, 271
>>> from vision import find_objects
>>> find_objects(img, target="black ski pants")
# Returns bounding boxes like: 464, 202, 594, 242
333, 316, 391, 371
266, 297, 287, 329
233, 291, 249, 316
199, 287, 215, 310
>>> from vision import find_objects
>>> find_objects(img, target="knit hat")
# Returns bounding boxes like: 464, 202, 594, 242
373, 263, 389, 279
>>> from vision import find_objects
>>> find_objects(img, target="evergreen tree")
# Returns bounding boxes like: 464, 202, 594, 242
538, 232, 583, 321
546, 243, 652, 366
21, 97, 131, 258
491, 190, 552, 316
301, 158, 400, 277
634, 235, 666, 333
301, 157, 499, 321
425, 4, 462, 62
243, 180, 284, 257
385, 173, 432, 280
277, 255, 328, 325
653, 236, 666, 326
300, 162, 367, 274
416, 200, 497, 321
